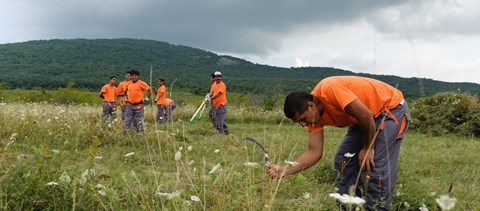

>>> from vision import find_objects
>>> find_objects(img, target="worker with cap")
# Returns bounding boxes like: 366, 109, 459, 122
209, 71, 229, 134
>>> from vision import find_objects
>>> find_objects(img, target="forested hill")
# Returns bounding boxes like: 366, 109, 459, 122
1, 38, 479, 99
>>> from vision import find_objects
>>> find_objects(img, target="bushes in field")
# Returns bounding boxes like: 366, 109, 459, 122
410, 92, 480, 137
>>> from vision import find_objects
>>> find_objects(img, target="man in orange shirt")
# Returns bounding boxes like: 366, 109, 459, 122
99, 76, 118, 121
116, 70, 131, 121
154, 77, 167, 124
164, 98, 176, 123
210, 71, 229, 134
122, 69, 151, 135
267, 76, 411, 210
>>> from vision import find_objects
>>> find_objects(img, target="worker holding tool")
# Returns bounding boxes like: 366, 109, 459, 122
209, 71, 229, 134
267, 76, 411, 210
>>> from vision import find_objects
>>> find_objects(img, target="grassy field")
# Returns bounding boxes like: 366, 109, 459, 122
1, 102, 479, 210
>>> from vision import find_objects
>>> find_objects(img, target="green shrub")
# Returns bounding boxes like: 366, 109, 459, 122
410, 92, 480, 137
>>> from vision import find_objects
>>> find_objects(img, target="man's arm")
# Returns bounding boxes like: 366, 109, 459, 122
344, 99, 375, 172
267, 130, 324, 178
210, 91, 221, 100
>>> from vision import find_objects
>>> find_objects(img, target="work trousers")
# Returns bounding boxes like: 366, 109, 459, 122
334, 101, 411, 210
214, 104, 229, 134
102, 102, 116, 121
123, 104, 145, 135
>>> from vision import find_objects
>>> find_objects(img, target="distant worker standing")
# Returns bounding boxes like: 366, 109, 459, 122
99, 76, 118, 121
116, 70, 131, 121
210, 71, 229, 134
154, 77, 168, 124
122, 70, 151, 135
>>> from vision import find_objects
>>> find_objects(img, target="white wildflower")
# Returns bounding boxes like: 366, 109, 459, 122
302, 192, 311, 199
193, 167, 196, 173
94, 156, 103, 160
419, 203, 429, 211
214, 149, 220, 154
285, 160, 298, 166
95, 183, 104, 189
156, 190, 181, 200
344, 152, 355, 158
125, 152, 135, 157
188, 160, 194, 165
404, 202, 410, 208
435, 195, 456, 211
329, 193, 366, 206
98, 190, 106, 196
59, 172, 71, 184
244, 162, 259, 167
179, 147, 183, 151
51, 149, 60, 154
175, 151, 182, 161
47, 182, 58, 186
10, 133, 18, 141
187, 146, 193, 151
429, 192, 436, 196
190, 195, 201, 202
209, 164, 221, 174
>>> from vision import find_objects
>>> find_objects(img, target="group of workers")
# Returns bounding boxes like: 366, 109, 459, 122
98, 69, 176, 135
101, 69, 412, 210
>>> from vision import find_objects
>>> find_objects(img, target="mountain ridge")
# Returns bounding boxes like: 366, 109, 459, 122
1, 38, 479, 99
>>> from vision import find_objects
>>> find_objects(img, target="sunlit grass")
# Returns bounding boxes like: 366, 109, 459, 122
1, 102, 479, 210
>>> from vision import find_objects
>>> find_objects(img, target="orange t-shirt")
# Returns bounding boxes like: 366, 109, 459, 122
210, 81, 227, 107
117, 80, 129, 105
165, 98, 174, 105
117, 81, 128, 96
156, 85, 167, 105
101, 84, 117, 102
126, 80, 150, 104
307, 76, 403, 132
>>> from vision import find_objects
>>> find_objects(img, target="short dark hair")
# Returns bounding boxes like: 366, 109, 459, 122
210, 73, 215, 78
130, 69, 140, 76
125, 70, 131, 75
158, 77, 165, 82
283, 91, 313, 119
110, 75, 117, 80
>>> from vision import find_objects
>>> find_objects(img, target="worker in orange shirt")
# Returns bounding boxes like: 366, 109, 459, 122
122, 69, 151, 135
210, 71, 229, 134
99, 75, 118, 121
267, 76, 411, 210
164, 98, 176, 123
116, 70, 131, 121
154, 77, 167, 124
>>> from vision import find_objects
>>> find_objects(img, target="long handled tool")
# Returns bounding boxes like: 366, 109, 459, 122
189, 96, 208, 123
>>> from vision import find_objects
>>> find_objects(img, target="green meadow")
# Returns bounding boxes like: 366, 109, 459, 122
1, 91, 479, 210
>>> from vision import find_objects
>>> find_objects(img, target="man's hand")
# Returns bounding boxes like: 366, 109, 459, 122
267, 164, 289, 179
206, 93, 211, 102
358, 148, 375, 173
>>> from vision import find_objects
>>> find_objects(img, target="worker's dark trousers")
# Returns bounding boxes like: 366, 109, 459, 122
334, 101, 411, 210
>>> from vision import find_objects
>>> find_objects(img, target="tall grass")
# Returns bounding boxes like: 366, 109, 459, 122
1, 101, 479, 210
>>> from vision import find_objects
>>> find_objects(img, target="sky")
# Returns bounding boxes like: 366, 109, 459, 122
1, 0, 479, 84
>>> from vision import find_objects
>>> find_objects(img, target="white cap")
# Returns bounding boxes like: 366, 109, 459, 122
214, 71, 222, 76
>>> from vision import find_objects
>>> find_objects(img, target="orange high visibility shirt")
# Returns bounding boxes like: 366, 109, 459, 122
307, 76, 404, 132
117, 81, 128, 96
126, 80, 150, 104
101, 84, 117, 102
165, 98, 174, 106
210, 81, 227, 107
156, 85, 167, 105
